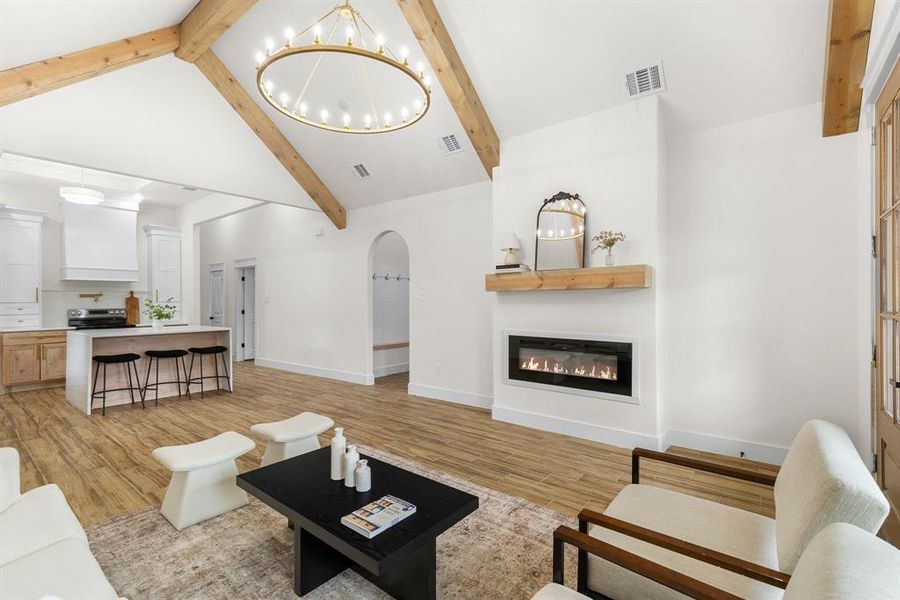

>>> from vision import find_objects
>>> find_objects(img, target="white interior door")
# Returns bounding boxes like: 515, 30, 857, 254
242, 267, 256, 359
208, 268, 224, 326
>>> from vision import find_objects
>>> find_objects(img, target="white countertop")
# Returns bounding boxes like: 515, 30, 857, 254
67, 326, 231, 339
1, 326, 75, 333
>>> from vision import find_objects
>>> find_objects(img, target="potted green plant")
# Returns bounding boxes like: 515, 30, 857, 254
591, 231, 626, 266
144, 297, 177, 330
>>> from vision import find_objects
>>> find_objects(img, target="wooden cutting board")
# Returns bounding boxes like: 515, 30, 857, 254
125, 290, 140, 325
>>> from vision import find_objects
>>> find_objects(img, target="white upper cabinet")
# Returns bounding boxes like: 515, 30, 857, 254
144, 225, 182, 320
0, 208, 43, 329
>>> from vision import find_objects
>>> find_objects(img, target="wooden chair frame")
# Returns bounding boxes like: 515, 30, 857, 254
569, 448, 788, 599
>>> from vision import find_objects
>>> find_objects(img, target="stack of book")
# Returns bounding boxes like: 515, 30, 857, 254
495, 263, 531, 274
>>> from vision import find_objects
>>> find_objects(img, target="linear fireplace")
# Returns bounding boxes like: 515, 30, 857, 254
505, 331, 638, 403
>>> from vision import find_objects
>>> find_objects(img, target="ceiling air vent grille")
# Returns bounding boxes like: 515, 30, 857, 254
351, 163, 372, 179
625, 62, 666, 98
439, 134, 463, 155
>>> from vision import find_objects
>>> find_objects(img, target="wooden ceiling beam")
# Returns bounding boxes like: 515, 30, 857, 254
194, 50, 347, 229
397, 0, 500, 178
175, 0, 257, 63
822, 0, 875, 137
0, 27, 179, 107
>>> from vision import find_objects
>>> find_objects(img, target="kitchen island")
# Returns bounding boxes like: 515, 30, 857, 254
66, 326, 231, 415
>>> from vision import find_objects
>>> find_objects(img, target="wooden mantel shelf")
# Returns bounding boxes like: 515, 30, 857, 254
485, 265, 652, 292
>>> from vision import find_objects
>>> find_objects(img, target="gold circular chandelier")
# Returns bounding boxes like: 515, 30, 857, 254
255, 1, 432, 134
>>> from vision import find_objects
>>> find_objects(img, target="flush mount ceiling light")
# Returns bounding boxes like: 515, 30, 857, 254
59, 168, 104, 205
255, 0, 432, 134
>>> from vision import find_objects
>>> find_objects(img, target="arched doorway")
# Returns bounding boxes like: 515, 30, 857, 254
369, 231, 410, 385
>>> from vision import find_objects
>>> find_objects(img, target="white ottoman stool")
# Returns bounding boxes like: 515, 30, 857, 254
250, 412, 334, 466
152, 431, 255, 530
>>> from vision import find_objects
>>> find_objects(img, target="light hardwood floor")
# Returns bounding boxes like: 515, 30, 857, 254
0, 361, 776, 527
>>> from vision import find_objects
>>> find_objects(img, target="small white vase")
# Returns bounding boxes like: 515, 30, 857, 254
151, 319, 165, 331
330, 428, 346, 480
605, 253, 615, 266
344, 445, 360, 487
355, 460, 371, 492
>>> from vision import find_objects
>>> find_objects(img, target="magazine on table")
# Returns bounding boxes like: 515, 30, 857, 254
341, 495, 417, 539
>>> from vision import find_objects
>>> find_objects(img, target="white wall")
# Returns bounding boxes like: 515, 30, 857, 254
0, 182, 176, 326
662, 102, 864, 461
197, 182, 493, 405
491, 96, 664, 448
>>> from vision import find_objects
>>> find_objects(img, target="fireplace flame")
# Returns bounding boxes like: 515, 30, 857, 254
520, 355, 617, 381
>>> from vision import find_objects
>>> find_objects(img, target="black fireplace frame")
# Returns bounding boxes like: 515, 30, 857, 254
505, 332, 638, 403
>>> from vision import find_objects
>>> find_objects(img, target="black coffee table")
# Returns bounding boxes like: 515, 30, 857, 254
237, 447, 478, 599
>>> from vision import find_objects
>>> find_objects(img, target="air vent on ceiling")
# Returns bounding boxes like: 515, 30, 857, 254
351, 163, 372, 179
625, 61, 666, 98
438, 133, 464, 155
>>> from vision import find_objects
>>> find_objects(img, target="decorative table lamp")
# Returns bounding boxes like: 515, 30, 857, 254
500, 233, 521, 265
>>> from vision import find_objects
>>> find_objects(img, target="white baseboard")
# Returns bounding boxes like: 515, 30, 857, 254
407, 383, 493, 409
374, 363, 410, 378
255, 357, 374, 385
491, 405, 659, 449
661, 429, 789, 465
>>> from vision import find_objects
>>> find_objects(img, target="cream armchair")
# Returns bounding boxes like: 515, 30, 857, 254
534, 522, 899, 600
573, 420, 888, 599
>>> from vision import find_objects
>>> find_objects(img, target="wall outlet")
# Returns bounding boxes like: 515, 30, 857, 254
434, 364, 442, 375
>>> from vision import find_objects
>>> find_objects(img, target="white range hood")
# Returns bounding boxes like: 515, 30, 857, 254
60, 202, 139, 281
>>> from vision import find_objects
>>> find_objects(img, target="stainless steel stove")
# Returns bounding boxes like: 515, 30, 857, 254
67, 308, 133, 329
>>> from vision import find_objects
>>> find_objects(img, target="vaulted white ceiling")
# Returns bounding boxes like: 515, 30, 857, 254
0, 0, 832, 217
437, 0, 829, 137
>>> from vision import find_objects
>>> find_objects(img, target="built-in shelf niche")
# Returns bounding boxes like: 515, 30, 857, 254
484, 265, 652, 292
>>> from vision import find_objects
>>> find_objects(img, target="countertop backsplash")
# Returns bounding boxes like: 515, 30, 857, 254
41, 290, 152, 327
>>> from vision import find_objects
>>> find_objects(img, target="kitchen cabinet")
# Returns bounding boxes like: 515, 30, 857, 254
0, 208, 43, 329
1, 331, 67, 387
145, 225, 181, 321
40, 342, 67, 381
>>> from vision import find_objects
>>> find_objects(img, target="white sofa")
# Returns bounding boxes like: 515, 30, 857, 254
0, 447, 120, 600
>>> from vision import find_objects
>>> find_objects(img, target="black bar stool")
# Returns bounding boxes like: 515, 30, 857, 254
143, 349, 191, 406
91, 353, 143, 416
186, 346, 231, 397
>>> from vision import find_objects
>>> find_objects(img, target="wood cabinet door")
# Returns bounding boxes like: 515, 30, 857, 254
40, 342, 66, 381
1, 344, 40, 385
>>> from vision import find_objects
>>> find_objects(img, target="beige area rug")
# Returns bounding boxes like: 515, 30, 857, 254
86, 446, 578, 599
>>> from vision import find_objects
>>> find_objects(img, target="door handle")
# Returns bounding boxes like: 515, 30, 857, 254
890, 378, 900, 389
155, 289, 159, 302
34, 287, 39, 302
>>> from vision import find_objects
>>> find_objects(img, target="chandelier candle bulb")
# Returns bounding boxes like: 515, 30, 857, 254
343, 113, 351, 128
364, 114, 372, 129
320, 109, 329, 124
401, 107, 409, 122
313, 24, 322, 44
264, 80, 274, 95
416, 61, 425, 77
255, 51, 266, 66
265, 38, 274, 53
299, 102, 307, 117
384, 112, 392, 127
346, 26, 354, 46
284, 27, 295, 46
279, 92, 289, 108
376, 34, 385, 53
400, 46, 409, 65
